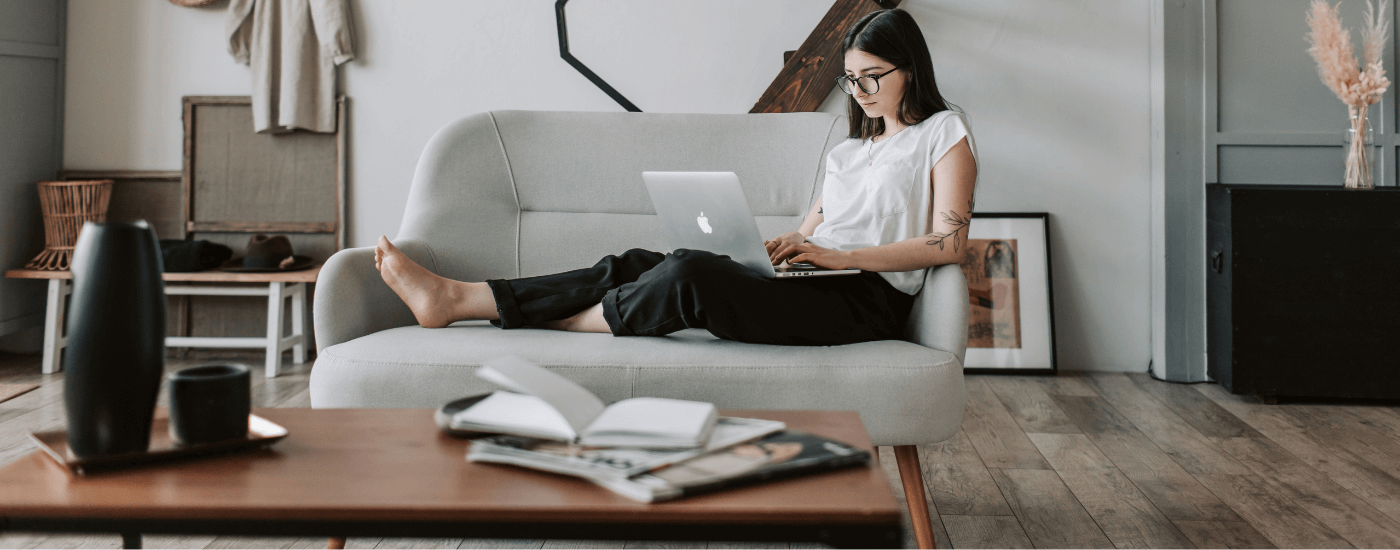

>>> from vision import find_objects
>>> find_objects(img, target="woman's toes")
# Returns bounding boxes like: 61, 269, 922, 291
378, 235, 403, 256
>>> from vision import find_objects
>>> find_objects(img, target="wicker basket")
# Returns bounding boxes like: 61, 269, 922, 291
24, 180, 114, 271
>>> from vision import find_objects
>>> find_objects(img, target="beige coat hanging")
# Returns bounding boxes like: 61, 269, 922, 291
227, 0, 354, 133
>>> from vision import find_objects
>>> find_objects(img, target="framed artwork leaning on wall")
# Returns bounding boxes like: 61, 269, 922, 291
957, 212, 1057, 374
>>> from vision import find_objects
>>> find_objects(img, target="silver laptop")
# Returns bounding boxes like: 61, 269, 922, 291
642, 171, 860, 278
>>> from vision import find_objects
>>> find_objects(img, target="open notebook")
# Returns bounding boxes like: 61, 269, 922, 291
450, 356, 718, 448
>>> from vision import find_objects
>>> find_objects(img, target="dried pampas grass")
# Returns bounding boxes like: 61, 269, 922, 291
1308, 0, 1389, 111
1307, 0, 1390, 188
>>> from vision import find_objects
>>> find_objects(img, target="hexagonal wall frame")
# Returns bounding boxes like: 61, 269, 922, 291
555, 0, 641, 112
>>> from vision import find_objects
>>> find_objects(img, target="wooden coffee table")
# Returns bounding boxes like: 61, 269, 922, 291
0, 409, 903, 548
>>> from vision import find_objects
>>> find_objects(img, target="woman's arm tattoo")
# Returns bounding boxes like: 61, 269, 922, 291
924, 199, 974, 252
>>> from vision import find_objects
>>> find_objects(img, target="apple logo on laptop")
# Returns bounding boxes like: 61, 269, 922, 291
697, 212, 713, 234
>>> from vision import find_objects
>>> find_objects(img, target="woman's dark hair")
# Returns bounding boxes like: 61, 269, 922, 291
842, 9, 951, 140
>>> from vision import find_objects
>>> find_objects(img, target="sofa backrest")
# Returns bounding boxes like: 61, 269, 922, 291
398, 110, 849, 282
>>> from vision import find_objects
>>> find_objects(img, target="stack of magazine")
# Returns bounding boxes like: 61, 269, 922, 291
439, 357, 873, 503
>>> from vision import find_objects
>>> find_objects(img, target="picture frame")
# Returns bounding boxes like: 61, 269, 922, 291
182, 95, 349, 251
958, 212, 1057, 374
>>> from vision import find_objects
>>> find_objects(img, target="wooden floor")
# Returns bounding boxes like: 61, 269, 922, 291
2, 353, 1399, 549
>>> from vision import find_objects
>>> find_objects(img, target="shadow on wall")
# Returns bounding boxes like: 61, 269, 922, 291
904, 0, 1153, 371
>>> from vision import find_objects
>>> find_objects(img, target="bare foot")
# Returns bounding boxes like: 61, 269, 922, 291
541, 303, 610, 333
375, 236, 489, 328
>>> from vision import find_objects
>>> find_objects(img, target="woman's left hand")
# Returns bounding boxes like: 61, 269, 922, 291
787, 242, 857, 271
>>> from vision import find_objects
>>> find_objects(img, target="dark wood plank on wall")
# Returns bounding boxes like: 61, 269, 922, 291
749, 0, 898, 113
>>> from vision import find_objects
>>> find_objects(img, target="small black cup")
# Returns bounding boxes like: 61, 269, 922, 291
168, 363, 251, 446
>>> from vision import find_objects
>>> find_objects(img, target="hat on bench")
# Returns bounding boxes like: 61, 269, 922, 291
160, 239, 233, 272
220, 234, 314, 272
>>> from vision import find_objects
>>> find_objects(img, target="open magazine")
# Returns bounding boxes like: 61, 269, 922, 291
466, 416, 786, 479
590, 430, 872, 503
449, 356, 718, 448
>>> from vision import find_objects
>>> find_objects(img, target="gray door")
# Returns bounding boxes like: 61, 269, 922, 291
1159, 0, 1394, 382
0, 0, 66, 341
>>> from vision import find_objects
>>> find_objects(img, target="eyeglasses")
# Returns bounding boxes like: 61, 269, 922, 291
836, 67, 899, 95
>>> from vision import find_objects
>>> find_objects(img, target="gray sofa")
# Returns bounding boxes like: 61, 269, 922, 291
309, 110, 968, 448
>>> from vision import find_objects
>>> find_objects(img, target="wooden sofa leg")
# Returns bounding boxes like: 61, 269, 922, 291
893, 445, 936, 549
327, 537, 346, 549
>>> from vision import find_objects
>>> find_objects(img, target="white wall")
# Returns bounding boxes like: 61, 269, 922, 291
63, 0, 1151, 372
910, 1, 1154, 372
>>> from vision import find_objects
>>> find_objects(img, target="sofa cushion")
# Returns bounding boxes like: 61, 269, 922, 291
310, 322, 965, 446
396, 111, 849, 283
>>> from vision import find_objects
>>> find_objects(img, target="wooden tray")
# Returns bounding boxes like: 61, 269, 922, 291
28, 414, 287, 475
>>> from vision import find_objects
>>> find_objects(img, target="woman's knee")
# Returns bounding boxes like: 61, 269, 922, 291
614, 248, 663, 262
596, 248, 665, 271
621, 248, 657, 256
658, 249, 737, 283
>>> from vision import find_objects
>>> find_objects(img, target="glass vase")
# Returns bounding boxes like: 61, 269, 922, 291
1344, 114, 1376, 190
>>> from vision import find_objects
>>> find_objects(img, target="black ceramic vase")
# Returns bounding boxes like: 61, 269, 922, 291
64, 221, 166, 459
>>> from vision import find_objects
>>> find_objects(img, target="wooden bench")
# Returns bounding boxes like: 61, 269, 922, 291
4, 266, 319, 378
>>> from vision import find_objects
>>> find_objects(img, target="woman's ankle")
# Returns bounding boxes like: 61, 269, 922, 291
547, 304, 607, 333
460, 282, 500, 321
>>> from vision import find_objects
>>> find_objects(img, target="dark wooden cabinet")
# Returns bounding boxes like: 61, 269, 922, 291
1207, 184, 1400, 399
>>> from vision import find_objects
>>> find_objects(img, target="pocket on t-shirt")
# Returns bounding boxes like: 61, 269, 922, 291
864, 162, 918, 218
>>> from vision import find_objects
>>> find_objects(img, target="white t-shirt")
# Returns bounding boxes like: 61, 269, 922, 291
806, 110, 977, 295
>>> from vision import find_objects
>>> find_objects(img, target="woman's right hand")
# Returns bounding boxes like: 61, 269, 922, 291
765, 232, 808, 265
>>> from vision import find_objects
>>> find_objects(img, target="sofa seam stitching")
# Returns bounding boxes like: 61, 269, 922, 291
420, 241, 442, 274
808, 116, 841, 215
487, 111, 523, 278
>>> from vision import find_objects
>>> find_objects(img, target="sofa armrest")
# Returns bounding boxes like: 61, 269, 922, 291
904, 263, 970, 364
313, 240, 439, 351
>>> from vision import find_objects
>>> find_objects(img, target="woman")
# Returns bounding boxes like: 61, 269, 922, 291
374, 8, 977, 346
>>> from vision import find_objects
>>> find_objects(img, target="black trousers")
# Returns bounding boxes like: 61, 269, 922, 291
485, 249, 914, 346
